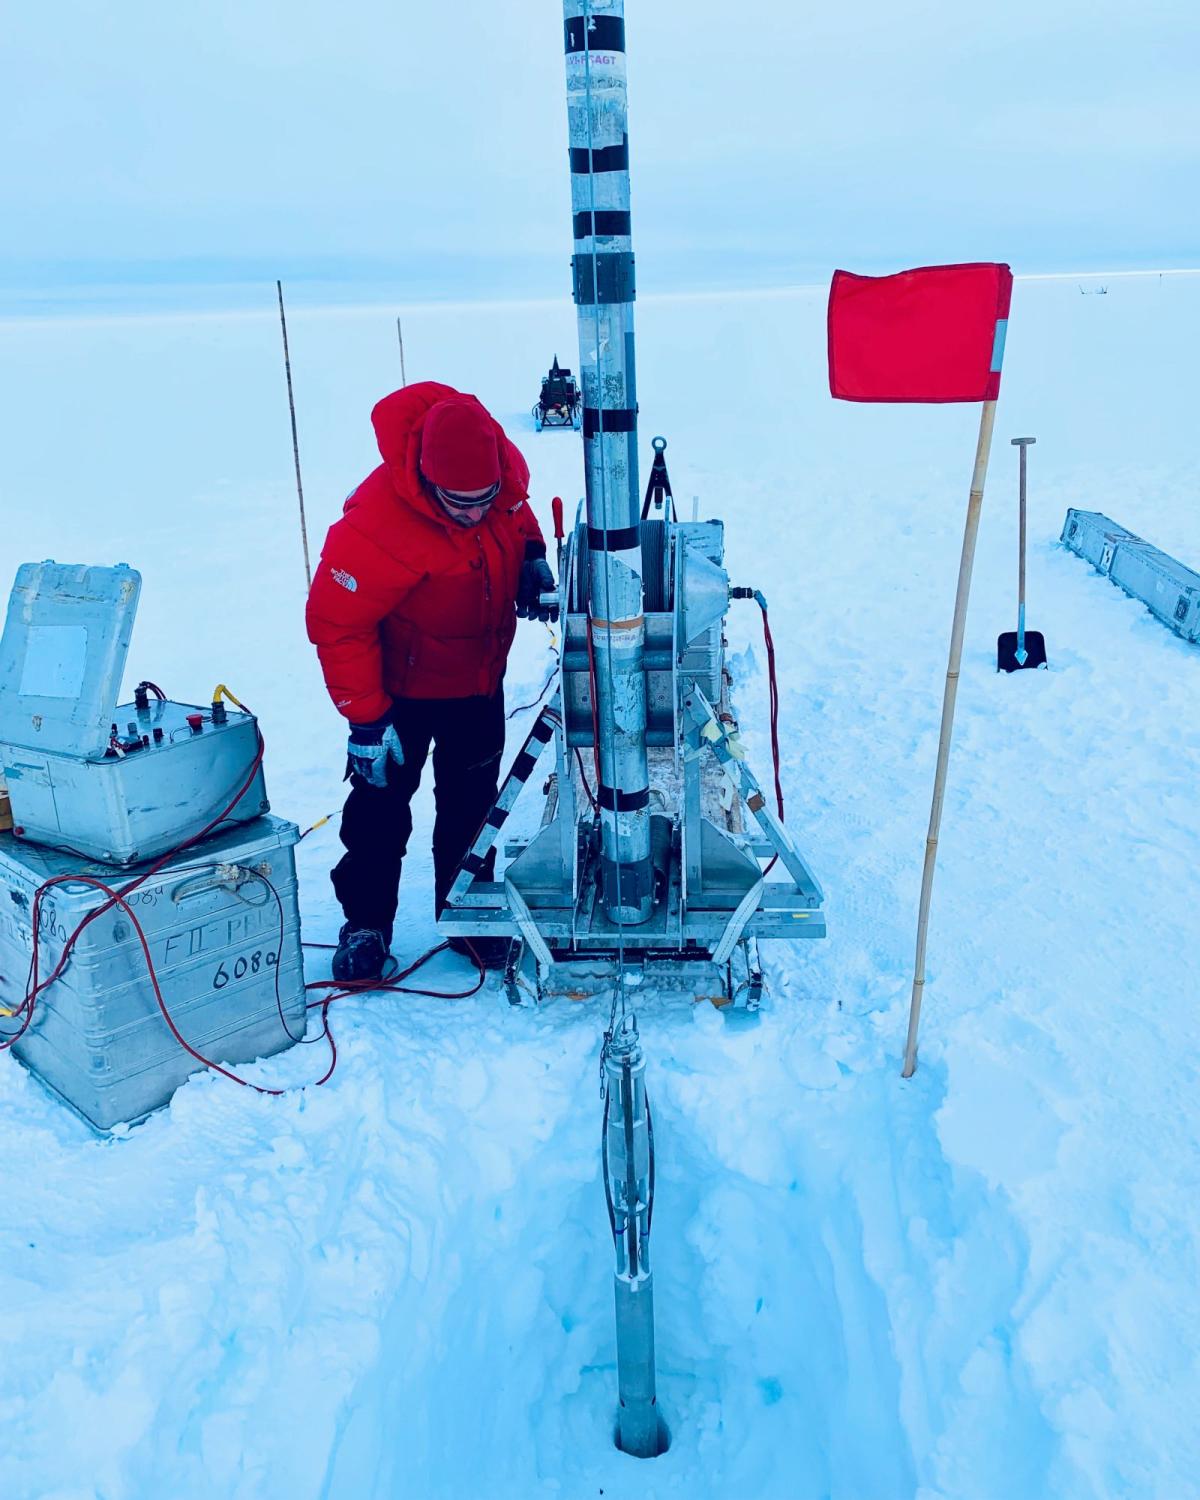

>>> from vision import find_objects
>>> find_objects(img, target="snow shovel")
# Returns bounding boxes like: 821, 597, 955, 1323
997, 436, 1047, 671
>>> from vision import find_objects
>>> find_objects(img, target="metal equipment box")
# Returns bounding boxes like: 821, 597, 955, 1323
1061, 510, 1200, 644
1060, 510, 1141, 574
1107, 541, 1200, 643
0, 562, 268, 863
0, 815, 306, 1131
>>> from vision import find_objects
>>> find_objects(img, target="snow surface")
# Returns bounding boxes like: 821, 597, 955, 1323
1, 272, 1198, 1499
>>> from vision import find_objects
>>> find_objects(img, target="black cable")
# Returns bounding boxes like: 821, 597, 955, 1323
601, 1089, 617, 1236
646, 1092, 655, 1235
574, 747, 598, 811
244, 869, 304, 1044
506, 666, 558, 720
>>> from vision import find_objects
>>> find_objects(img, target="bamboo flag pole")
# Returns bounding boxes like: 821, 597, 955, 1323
276, 280, 312, 589
902, 397, 998, 1078
396, 316, 408, 387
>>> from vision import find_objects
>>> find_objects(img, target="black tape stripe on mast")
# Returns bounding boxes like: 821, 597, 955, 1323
582, 1, 627, 1023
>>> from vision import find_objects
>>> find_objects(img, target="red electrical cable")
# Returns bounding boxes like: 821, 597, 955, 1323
299, 941, 487, 1086
2, 726, 268, 1047
303, 939, 486, 1007
583, 622, 604, 814
1, 706, 489, 1101
32, 875, 288, 1095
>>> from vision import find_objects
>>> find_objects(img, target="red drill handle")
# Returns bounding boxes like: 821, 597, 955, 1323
551, 495, 564, 541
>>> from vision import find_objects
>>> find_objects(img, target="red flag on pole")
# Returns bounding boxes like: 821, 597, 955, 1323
828, 262, 1013, 403
826, 260, 1016, 1078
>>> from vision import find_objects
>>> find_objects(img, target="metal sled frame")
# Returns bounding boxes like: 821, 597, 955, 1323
533, 358, 583, 432
439, 516, 825, 1009
533, 401, 582, 432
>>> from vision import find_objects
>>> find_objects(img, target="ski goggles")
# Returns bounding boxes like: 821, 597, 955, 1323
431, 478, 502, 511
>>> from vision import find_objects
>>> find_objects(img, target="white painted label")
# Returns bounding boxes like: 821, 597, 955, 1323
18, 625, 88, 699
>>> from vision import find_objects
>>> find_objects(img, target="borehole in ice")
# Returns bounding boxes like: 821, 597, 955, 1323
611, 1409, 671, 1457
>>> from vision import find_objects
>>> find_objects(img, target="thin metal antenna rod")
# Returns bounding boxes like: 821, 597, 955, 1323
396, 316, 408, 387
277, 280, 312, 589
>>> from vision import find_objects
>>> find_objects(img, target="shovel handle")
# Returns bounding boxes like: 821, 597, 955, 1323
1011, 437, 1035, 625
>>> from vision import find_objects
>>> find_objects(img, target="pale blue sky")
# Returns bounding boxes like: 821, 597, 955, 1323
3, 1, 1197, 308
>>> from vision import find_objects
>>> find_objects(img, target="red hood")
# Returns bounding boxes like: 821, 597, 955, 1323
369, 382, 529, 529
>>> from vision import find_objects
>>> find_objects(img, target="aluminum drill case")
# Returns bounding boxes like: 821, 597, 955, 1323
1107, 541, 1200, 643
0, 815, 306, 1131
1059, 509, 1140, 573
1061, 510, 1200, 644
0, 561, 269, 864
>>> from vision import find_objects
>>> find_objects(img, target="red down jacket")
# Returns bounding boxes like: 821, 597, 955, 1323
306, 382, 544, 722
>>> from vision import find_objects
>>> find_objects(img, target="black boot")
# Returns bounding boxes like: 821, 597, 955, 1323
448, 935, 512, 972
332, 923, 389, 984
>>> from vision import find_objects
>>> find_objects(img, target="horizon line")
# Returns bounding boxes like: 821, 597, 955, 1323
1, 265, 1197, 331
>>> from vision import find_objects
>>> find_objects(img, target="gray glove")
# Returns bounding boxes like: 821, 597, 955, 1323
346, 713, 405, 788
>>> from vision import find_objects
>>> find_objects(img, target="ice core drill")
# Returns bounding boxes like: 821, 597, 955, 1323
564, 1, 652, 925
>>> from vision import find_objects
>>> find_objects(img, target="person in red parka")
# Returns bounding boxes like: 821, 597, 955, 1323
306, 381, 557, 982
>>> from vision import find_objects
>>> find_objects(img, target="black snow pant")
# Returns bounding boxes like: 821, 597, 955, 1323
331, 690, 504, 944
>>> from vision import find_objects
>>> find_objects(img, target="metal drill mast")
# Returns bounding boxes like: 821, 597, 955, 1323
563, 1, 653, 925
442, 8, 830, 1452
564, 3, 661, 1458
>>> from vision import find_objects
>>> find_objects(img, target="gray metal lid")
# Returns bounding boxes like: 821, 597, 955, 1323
0, 561, 142, 758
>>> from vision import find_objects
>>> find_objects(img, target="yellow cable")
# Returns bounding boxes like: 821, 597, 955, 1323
299, 812, 340, 840
211, 683, 247, 710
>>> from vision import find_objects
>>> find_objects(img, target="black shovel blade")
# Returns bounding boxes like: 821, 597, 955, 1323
997, 630, 1048, 672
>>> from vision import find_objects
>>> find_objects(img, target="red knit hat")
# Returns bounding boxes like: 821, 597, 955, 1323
419, 399, 501, 492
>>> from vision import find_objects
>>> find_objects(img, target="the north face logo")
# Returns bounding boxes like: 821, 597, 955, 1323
330, 567, 358, 592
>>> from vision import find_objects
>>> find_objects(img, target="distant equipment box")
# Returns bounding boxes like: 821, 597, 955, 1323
0, 561, 268, 863
1061, 510, 1200, 645
0, 815, 306, 1131
1059, 510, 1142, 574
